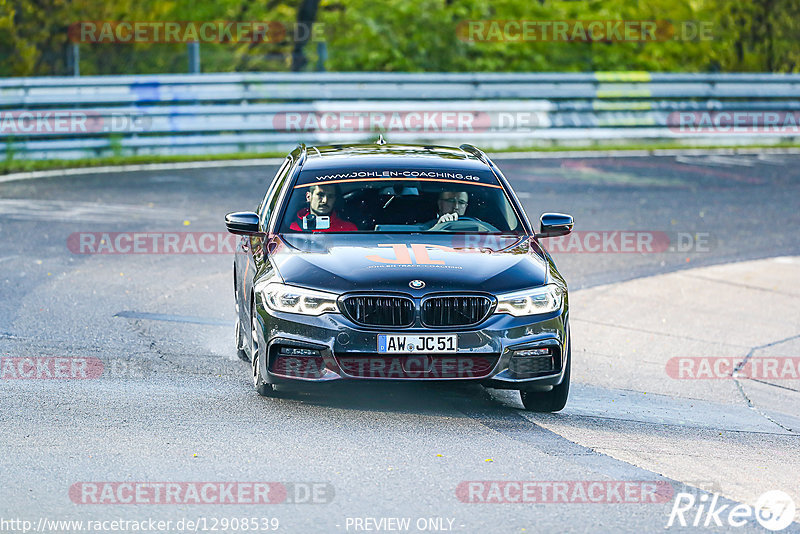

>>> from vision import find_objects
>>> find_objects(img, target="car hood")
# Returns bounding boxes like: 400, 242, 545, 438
270, 233, 549, 294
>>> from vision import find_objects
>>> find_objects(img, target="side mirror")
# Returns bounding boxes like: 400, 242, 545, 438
536, 213, 573, 238
225, 211, 262, 235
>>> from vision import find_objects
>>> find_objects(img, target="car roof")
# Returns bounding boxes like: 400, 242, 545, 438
300, 143, 493, 173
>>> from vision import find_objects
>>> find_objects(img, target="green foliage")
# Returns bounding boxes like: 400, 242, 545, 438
4, 136, 15, 163
1, 0, 797, 75
108, 134, 123, 157
320, 0, 799, 72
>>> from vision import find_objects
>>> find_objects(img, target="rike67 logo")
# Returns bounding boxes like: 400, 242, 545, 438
667, 490, 796, 531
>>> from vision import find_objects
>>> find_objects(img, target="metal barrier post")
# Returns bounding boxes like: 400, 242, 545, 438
68, 43, 80, 77
316, 42, 328, 72
188, 42, 201, 74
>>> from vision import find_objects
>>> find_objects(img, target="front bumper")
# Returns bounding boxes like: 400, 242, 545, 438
254, 304, 568, 390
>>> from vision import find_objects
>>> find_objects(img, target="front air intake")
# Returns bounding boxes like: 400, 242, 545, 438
421, 296, 492, 327
342, 295, 415, 327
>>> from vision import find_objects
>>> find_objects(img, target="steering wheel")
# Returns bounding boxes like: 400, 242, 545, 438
432, 216, 500, 232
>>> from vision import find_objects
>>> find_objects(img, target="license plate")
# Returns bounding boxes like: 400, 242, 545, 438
377, 334, 457, 354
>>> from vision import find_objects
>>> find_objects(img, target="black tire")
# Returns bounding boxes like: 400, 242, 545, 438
234, 273, 250, 362
251, 310, 275, 397
253, 353, 275, 397
235, 317, 249, 362
520, 336, 570, 413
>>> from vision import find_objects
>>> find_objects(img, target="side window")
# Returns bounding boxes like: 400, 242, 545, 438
259, 157, 292, 227
264, 157, 299, 231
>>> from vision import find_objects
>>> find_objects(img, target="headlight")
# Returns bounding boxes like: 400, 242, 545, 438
259, 283, 339, 316
495, 284, 564, 316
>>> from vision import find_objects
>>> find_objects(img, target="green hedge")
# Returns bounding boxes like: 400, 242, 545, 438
2, 0, 798, 76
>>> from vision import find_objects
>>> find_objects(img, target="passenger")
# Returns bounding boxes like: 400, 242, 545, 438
289, 184, 357, 232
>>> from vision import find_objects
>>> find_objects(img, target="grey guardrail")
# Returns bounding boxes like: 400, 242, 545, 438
1, 72, 799, 159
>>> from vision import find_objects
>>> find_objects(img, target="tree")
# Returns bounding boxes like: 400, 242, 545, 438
291, 0, 320, 71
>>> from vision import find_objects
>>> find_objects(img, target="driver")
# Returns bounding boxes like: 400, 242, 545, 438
289, 184, 358, 232
423, 190, 468, 231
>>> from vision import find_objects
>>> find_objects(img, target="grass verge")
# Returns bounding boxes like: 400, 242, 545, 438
3, 142, 800, 175
0, 152, 285, 175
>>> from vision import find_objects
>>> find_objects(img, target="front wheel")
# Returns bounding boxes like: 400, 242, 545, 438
520, 337, 570, 413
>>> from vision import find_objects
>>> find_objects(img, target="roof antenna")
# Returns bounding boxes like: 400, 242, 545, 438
376, 134, 387, 145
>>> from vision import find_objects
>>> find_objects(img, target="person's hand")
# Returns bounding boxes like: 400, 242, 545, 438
429, 213, 458, 231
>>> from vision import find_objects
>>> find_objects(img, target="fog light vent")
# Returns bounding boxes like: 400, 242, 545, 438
509, 346, 557, 377
271, 345, 326, 378
279, 346, 320, 357
514, 348, 551, 358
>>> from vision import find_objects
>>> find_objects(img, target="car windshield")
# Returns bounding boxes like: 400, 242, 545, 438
278, 168, 524, 234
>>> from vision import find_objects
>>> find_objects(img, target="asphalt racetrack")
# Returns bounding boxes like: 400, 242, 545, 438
1, 152, 799, 533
